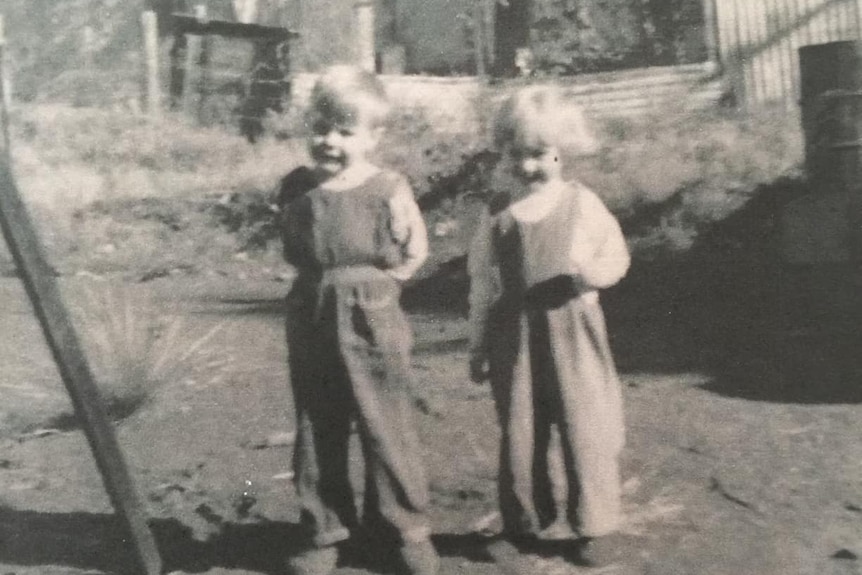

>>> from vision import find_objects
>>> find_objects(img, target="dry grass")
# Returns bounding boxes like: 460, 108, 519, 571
2, 98, 806, 276
68, 281, 232, 421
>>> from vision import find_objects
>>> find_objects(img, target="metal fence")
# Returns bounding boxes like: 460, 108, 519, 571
291, 62, 723, 133
715, 0, 862, 107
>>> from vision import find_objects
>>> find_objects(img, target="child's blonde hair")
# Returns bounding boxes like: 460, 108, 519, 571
493, 87, 599, 155
308, 65, 391, 129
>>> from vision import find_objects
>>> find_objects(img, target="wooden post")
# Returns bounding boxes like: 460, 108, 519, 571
141, 11, 161, 116
474, 0, 486, 78
0, 162, 162, 575
702, 0, 720, 67
354, 0, 376, 73
169, 30, 187, 110
0, 15, 10, 156
182, 4, 206, 117
82, 26, 96, 70
233, 0, 259, 23
483, 0, 495, 73
198, 18, 211, 122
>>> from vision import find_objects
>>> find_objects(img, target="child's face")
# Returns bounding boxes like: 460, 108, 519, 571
308, 113, 379, 177
504, 142, 560, 184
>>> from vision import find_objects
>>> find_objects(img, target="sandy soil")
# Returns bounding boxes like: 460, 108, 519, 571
0, 274, 860, 575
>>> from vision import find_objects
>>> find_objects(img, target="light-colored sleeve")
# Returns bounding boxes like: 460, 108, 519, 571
467, 209, 500, 356
387, 182, 429, 282
570, 186, 630, 290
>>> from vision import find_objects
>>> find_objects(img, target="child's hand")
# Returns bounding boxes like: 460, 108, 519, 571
469, 355, 490, 383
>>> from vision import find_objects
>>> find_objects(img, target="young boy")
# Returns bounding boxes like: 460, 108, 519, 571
468, 88, 630, 567
276, 66, 438, 575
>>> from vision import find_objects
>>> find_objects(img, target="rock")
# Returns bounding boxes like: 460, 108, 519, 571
832, 549, 858, 561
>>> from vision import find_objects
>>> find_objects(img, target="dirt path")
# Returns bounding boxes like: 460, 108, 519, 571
0, 276, 860, 575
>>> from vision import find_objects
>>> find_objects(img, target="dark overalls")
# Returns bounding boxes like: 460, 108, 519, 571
281, 171, 431, 548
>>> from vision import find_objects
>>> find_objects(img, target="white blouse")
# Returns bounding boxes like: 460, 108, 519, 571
467, 181, 630, 354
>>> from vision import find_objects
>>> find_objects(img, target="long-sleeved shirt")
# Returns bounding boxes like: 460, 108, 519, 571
467, 179, 630, 355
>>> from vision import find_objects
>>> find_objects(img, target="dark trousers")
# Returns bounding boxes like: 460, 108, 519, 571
286, 269, 431, 548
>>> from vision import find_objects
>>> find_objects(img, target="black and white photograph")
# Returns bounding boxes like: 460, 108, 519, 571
0, 1, 859, 574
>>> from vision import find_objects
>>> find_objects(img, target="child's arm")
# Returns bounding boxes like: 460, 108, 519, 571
467, 210, 498, 382
277, 168, 317, 269
386, 181, 429, 282
571, 187, 631, 290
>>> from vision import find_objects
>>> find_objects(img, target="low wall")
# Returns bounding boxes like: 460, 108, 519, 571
291, 61, 726, 131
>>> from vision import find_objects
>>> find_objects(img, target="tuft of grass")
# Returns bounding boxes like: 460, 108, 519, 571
67, 282, 232, 423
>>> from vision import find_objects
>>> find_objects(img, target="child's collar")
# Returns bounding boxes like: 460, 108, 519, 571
318, 162, 382, 191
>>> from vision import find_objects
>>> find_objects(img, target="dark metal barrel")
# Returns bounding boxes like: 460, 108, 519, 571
799, 41, 862, 201
771, 41, 862, 393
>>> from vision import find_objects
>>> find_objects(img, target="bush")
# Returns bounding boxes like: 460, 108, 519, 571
575, 105, 804, 257
375, 106, 491, 201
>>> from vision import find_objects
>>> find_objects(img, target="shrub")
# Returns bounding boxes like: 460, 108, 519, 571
374, 105, 491, 201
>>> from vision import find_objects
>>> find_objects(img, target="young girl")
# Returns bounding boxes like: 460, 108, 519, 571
276, 66, 437, 575
468, 88, 630, 567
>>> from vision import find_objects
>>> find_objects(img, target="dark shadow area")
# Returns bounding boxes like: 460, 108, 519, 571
202, 298, 287, 316
412, 337, 470, 356
402, 255, 470, 316
403, 176, 861, 404
0, 507, 501, 575
431, 532, 496, 562
0, 507, 137, 574
176, 297, 287, 318
606, 175, 862, 404
0, 507, 306, 575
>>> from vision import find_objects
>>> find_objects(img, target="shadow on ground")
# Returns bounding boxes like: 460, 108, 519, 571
402, 177, 862, 404
0, 507, 298, 574
0, 507, 495, 575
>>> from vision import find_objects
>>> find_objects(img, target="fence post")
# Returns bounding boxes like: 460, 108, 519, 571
82, 26, 96, 70
198, 12, 212, 122
141, 11, 161, 116
702, 0, 720, 66
182, 4, 207, 117
0, 15, 10, 156
473, 0, 486, 78
354, 0, 376, 73
169, 30, 187, 110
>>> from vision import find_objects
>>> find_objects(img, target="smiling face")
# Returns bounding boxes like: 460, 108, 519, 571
308, 115, 378, 178
305, 68, 389, 180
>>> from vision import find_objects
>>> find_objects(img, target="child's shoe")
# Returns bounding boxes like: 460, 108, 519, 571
284, 545, 338, 575
395, 539, 440, 575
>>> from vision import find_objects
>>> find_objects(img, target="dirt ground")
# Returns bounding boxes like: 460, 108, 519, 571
0, 270, 860, 575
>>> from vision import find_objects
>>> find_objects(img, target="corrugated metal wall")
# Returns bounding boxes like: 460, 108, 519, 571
715, 0, 862, 106
293, 62, 723, 130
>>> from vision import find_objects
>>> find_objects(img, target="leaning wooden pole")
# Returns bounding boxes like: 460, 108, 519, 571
0, 123, 162, 575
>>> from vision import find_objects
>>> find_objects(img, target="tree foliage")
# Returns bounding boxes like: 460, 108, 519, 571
529, 0, 707, 75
